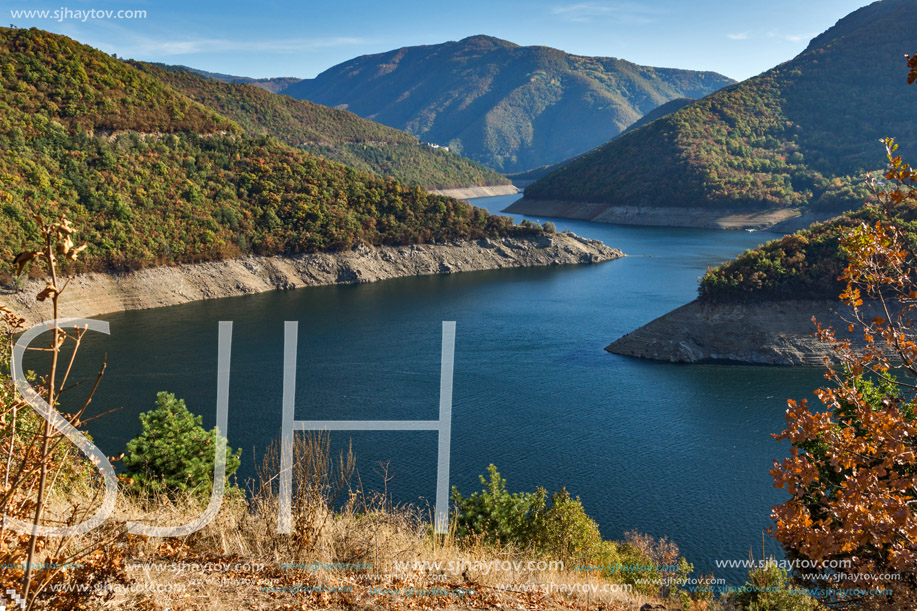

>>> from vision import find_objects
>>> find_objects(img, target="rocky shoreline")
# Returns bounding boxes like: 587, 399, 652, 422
3, 233, 621, 327
606, 298, 878, 365
429, 184, 520, 199
504, 198, 800, 230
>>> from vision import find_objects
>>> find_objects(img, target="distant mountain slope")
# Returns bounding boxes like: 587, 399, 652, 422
511, 97, 699, 185
169, 65, 302, 93
506, 161, 571, 186
133, 63, 509, 190
0, 28, 536, 278
280, 35, 734, 173
517, 0, 917, 226
622, 97, 695, 134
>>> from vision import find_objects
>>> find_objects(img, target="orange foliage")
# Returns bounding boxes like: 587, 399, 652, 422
770, 53, 917, 610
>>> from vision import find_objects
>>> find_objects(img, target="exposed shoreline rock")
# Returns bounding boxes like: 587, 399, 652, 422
768, 211, 842, 233
606, 298, 879, 365
504, 198, 800, 230
3, 233, 621, 327
429, 184, 520, 199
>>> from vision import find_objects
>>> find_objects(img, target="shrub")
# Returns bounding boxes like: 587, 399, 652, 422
452, 466, 696, 598
1, 215, 131, 607
771, 137, 917, 608
452, 465, 607, 559
122, 391, 241, 497
451, 464, 545, 547
724, 563, 821, 611
529, 488, 602, 560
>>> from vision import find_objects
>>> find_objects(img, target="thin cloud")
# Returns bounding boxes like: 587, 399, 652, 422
781, 33, 815, 43
766, 30, 817, 43
552, 2, 661, 24
725, 30, 816, 43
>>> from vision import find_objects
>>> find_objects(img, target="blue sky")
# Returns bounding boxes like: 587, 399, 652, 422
7, 0, 874, 81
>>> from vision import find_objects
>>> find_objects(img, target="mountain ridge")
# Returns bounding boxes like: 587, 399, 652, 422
280, 35, 734, 173
515, 0, 916, 228
132, 62, 510, 190
165, 65, 302, 93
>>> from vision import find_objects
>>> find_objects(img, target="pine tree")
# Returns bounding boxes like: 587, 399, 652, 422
123, 391, 241, 496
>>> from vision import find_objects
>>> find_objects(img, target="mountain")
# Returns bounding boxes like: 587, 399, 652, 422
167, 65, 302, 93
515, 0, 917, 228
621, 97, 695, 134
280, 35, 734, 173
506, 160, 572, 187
0, 27, 538, 278
510, 97, 699, 185
133, 63, 510, 190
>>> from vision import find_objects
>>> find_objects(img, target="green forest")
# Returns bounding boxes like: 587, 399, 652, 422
699, 201, 917, 301
134, 63, 509, 190
525, 0, 915, 216
0, 27, 535, 279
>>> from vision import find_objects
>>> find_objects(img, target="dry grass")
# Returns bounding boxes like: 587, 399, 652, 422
58, 435, 662, 611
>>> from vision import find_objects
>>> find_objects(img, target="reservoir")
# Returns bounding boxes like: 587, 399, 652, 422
57, 193, 826, 582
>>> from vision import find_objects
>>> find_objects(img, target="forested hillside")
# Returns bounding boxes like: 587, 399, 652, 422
281, 35, 733, 173
524, 0, 915, 218
0, 28, 534, 279
698, 208, 887, 301
510, 97, 699, 185
135, 63, 510, 190
168, 65, 301, 93
621, 98, 695, 134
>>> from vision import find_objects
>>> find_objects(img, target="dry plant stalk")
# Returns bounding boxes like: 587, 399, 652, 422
1, 214, 126, 610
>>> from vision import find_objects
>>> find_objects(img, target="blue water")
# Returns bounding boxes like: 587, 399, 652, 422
39, 194, 826, 582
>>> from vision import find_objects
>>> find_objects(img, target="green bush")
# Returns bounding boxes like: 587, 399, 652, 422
451, 464, 546, 547
529, 488, 602, 559
453, 465, 620, 562
725, 563, 822, 611
122, 391, 241, 497
452, 465, 604, 559
452, 466, 702, 599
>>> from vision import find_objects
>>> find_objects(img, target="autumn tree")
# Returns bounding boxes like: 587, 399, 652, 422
771, 53, 917, 610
